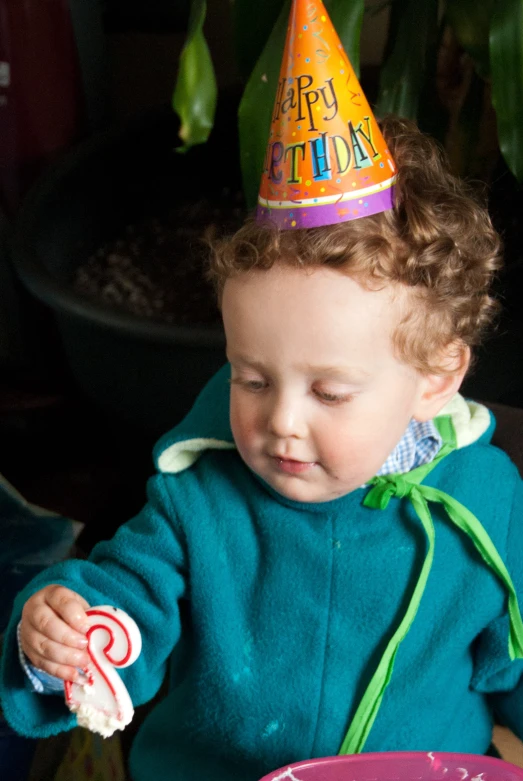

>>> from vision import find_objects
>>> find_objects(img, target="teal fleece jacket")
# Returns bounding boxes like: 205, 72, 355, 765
1, 365, 523, 781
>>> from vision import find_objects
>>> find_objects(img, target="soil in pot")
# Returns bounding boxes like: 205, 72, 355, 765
73, 187, 246, 325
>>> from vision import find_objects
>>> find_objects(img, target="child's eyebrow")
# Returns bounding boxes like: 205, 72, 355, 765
300, 364, 371, 381
227, 354, 370, 382
226, 353, 266, 372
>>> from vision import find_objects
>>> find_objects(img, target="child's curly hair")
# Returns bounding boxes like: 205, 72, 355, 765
208, 115, 502, 375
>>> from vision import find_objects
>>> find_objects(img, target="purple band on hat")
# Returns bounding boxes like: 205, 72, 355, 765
257, 186, 396, 230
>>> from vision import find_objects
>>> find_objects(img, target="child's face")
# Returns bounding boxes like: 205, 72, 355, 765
222, 265, 436, 503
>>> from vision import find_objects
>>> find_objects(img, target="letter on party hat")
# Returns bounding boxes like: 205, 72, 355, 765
257, 0, 397, 230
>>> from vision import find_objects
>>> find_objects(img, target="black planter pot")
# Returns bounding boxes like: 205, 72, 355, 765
11, 104, 239, 436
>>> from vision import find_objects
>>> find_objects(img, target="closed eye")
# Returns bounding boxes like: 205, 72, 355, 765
229, 378, 268, 392
313, 389, 354, 404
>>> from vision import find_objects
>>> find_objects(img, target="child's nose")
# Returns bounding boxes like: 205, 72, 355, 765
267, 393, 306, 439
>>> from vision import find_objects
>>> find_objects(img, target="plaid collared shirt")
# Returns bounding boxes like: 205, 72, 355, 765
376, 418, 442, 477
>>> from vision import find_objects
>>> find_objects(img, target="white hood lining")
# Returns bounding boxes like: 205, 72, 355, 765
438, 394, 491, 449
157, 438, 236, 474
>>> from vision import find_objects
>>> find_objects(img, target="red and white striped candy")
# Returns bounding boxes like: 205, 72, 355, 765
65, 605, 142, 738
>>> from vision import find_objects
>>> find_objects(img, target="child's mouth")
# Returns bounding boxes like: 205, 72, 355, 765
272, 457, 317, 475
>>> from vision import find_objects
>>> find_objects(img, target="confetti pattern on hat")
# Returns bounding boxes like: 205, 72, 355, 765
257, 0, 397, 229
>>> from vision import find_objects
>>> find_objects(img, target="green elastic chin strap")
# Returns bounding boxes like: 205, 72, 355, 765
338, 414, 523, 756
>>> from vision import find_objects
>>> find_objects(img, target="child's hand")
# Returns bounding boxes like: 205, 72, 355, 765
20, 585, 92, 682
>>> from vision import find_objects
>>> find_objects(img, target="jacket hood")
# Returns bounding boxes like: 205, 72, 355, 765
154, 364, 495, 475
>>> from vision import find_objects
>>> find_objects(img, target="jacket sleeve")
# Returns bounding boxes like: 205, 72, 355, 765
471, 472, 523, 739
0, 473, 188, 738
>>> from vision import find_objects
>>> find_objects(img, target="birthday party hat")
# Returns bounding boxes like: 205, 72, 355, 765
257, 0, 397, 229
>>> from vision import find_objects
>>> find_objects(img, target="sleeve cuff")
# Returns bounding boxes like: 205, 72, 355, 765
17, 622, 65, 695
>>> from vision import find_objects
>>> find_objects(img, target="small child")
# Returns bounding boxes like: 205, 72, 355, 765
1, 113, 523, 781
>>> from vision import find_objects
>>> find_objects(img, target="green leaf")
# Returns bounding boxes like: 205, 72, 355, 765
172, 0, 217, 151
231, 0, 284, 83
238, 0, 364, 211
446, 0, 495, 78
490, 0, 523, 182
238, 0, 291, 210
327, 0, 365, 79
376, 0, 439, 120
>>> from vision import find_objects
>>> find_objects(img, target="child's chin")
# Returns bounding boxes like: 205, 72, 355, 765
270, 477, 339, 504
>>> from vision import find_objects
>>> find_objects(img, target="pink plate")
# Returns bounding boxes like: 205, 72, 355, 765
259, 752, 523, 781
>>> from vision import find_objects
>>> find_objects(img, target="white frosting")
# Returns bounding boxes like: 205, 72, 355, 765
68, 701, 132, 738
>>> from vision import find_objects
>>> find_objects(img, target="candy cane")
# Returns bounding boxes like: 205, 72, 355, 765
65, 605, 142, 738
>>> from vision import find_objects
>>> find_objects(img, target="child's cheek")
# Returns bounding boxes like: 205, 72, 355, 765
314, 419, 366, 473
230, 392, 261, 454
316, 437, 352, 473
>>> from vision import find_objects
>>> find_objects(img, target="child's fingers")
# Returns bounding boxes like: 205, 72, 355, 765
23, 634, 90, 679
23, 602, 88, 651
24, 649, 86, 684
44, 585, 91, 634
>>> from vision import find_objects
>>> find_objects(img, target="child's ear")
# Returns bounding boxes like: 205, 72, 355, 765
413, 343, 471, 422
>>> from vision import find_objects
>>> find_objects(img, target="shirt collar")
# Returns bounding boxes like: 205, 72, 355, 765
376, 419, 442, 477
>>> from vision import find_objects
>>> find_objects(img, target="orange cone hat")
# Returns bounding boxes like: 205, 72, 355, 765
257, 0, 397, 229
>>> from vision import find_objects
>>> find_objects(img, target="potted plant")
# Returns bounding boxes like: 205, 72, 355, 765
11, 0, 523, 437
